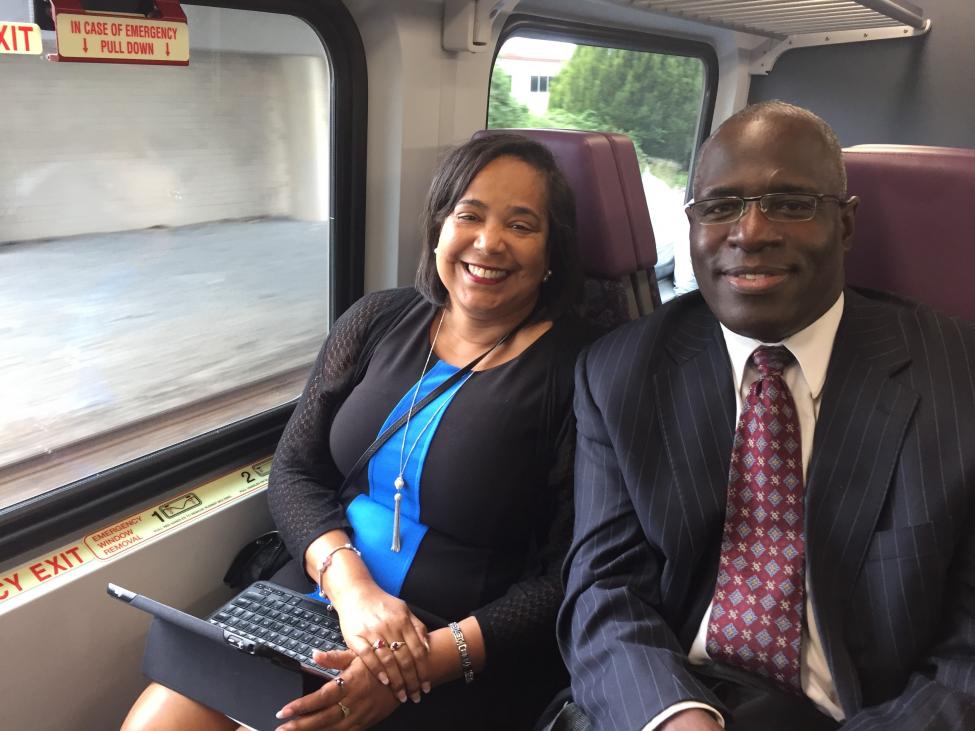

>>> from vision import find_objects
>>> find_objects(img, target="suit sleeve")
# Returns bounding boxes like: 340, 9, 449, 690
840, 313, 975, 729
842, 519, 975, 730
557, 346, 725, 730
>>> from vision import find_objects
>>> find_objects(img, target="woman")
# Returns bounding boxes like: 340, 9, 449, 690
122, 133, 592, 730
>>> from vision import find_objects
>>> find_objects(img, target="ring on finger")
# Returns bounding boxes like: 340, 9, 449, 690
333, 676, 346, 695
389, 641, 404, 651
338, 701, 351, 719
371, 638, 387, 650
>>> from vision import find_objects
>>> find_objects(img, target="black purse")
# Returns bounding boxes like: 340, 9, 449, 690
223, 530, 290, 590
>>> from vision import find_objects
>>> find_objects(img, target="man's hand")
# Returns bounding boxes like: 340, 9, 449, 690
659, 709, 723, 731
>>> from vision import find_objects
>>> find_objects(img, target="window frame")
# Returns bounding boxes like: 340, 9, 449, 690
492, 14, 719, 202
0, 0, 367, 562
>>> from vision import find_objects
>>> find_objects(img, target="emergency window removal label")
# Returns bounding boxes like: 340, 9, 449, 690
0, 458, 271, 605
54, 12, 188, 64
0, 22, 41, 54
84, 461, 268, 558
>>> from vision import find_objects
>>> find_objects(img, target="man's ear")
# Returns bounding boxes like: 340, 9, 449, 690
840, 195, 859, 252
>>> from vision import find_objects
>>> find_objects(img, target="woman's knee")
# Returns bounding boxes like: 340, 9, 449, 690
121, 682, 236, 731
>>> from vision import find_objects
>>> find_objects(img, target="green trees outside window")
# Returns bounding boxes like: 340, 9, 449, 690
489, 42, 704, 188
549, 47, 703, 176
488, 68, 532, 128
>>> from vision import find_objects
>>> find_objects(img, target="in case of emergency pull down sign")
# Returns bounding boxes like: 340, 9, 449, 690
50, 0, 189, 65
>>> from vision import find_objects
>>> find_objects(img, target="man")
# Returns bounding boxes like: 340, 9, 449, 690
558, 101, 975, 730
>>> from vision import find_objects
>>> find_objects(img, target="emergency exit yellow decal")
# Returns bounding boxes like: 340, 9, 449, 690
54, 12, 189, 64
0, 22, 42, 54
85, 458, 270, 558
0, 458, 271, 605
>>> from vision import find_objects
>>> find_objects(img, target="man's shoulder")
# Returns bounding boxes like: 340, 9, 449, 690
843, 290, 975, 418
585, 290, 716, 364
846, 287, 975, 352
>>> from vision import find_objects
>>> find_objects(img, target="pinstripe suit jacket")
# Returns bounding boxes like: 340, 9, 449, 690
559, 288, 975, 730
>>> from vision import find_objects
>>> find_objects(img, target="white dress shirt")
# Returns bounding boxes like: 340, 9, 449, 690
644, 293, 846, 730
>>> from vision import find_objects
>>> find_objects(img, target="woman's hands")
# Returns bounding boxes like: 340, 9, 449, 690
273, 602, 490, 729
329, 581, 431, 704
275, 649, 400, 731
305, 532, 430, 703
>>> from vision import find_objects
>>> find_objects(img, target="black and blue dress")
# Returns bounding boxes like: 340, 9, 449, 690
268, 287, 591, 729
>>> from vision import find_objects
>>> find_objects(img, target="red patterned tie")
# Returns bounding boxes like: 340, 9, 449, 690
706, 345, 805, 692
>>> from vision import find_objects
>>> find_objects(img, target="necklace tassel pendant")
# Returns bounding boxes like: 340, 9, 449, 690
391, 491, 402, 552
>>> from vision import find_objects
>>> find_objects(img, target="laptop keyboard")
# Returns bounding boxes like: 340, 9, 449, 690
208, 581, 345, 677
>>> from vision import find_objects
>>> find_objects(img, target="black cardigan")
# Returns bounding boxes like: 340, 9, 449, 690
267, 287, 592, 668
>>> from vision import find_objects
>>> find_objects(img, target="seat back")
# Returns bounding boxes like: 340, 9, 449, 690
473, 128, 659, 330
843, 144, 975, 321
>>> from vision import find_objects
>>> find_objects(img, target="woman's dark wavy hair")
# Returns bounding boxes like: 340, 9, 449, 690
415, 132, 583, 321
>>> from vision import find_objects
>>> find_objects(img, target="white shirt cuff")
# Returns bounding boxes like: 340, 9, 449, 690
641, 701, 725, 730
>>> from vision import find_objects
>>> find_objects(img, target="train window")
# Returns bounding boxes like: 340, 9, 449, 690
0, 5, 342, 513
489, 32, 713, 301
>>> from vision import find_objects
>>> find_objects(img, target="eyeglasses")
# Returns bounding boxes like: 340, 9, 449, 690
685, 193, 851, 225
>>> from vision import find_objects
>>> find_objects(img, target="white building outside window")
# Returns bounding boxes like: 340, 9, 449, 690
495, 37, 574, 116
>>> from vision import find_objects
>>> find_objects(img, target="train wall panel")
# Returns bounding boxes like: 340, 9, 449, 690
748, 0, 975, 150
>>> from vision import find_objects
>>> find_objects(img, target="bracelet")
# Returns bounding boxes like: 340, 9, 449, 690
448, 621, 474, 684
317, 543, 362, 598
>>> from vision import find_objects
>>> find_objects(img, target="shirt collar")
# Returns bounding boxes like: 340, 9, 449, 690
720, 292, 844, 400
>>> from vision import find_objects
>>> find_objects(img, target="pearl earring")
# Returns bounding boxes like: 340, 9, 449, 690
542, 269, 552, 283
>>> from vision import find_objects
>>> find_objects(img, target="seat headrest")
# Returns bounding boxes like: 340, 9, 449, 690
472, 129, 656, 279
843, 144, 975, 322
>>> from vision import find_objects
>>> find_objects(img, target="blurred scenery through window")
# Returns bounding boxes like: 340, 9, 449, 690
0, 7, 332, 509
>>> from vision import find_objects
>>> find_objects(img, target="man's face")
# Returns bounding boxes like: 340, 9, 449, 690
689, 115, 857, 342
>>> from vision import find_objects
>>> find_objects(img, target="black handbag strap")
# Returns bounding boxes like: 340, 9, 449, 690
338, 311, 532, 493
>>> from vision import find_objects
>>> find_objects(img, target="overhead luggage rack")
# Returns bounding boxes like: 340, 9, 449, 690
614, 0, 930, 73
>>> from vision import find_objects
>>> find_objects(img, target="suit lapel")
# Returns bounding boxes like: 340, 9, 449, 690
804, 290, 918, 715
654, 306, 736, 563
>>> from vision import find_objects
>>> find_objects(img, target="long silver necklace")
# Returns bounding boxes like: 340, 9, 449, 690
392, 310, 447, 551
389, 308, 529, 551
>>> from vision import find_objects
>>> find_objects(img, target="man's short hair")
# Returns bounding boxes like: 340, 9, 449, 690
415, 133, 583, 321
692, 100, 847, 197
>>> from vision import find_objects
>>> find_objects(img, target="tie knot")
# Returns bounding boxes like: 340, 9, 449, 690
751, 346, 794, 377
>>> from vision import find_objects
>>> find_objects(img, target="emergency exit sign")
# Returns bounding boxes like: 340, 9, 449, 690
54, 12, 188, 65
0, 22, 41, 55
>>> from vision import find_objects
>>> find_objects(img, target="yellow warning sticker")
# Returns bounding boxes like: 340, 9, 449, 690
0, 545, 91, 602
54, 12, 189, 64
0, 458, 272, 604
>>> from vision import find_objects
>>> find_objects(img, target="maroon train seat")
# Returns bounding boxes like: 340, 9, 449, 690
843, 144, 975, 322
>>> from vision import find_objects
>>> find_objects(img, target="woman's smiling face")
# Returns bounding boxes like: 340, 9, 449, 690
435, 155, 550, 324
